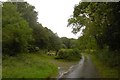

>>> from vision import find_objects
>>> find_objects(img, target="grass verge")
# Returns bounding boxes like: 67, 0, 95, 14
2, 53, 58, 78
91, 54, 118, 78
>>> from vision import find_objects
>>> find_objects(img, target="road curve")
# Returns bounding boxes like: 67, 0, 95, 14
58, 54, 100, 79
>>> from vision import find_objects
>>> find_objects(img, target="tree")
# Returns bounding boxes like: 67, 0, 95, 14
68, 2, 120, 51
2, 3, 33, 55
13, 2, 38, 28
60, 37, 77, 49
2, 2, 65, 56
68, 2, 120, 68
44, 28, 61, 52
60, 37, 71, 49
12, 2, 62, 52
32, 24, 49, 49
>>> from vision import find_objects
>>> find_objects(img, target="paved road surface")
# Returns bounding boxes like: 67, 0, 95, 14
58, 54, 99, 79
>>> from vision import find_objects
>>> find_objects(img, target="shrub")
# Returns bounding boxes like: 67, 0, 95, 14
94, 47, 119, 68
56, 49, 81, 60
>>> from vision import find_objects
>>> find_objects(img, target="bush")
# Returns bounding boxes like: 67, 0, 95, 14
94, 47, 119, 68
56, 49, 81, 60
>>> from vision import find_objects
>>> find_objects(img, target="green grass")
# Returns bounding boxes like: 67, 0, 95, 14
91, 54, 118, 78
2, 52, 79, 78
2, 53, 58, 78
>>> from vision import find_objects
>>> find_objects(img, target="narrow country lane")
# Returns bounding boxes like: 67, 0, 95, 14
58, 54, 100, 79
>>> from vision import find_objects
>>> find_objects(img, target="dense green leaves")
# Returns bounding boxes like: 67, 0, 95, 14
56, 49, 81, 60
13, 2, 38, 28
2, 2, 62, 55
60, 37, 77, 49
68, 2, 120, 50
2, 3, 32, 55
68, 2, 120, 68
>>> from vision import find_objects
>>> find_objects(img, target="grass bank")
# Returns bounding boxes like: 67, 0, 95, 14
2, 53, 58, 78
2, 52, 79, 78
91, 54, 118, 78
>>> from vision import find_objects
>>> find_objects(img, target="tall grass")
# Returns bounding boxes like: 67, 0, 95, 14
2, 53, 58, 78
90, 47, 119, 78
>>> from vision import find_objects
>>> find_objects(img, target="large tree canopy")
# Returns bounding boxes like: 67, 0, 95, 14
2, 2, 62, 55
68, 2, 120, 50
2, 3, 33, 55
68, 2, 120, 68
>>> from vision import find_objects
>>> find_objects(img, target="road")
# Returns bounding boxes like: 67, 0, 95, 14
58, 54, 100, 79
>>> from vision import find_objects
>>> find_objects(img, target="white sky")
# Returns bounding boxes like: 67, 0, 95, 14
26, 0, 81, 39
2, 0, 82, 39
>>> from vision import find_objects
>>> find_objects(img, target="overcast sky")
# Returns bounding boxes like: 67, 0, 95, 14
26, 0, 82, 39
2, 0, 81, 39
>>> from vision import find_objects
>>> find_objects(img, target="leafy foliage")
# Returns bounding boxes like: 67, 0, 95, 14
2, 2, 62, 55
68, 2, 120, 68
60, 37, 77, 49
56, 49, 81, 60
2, 3, 32, 55
68, 2, 120, 50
